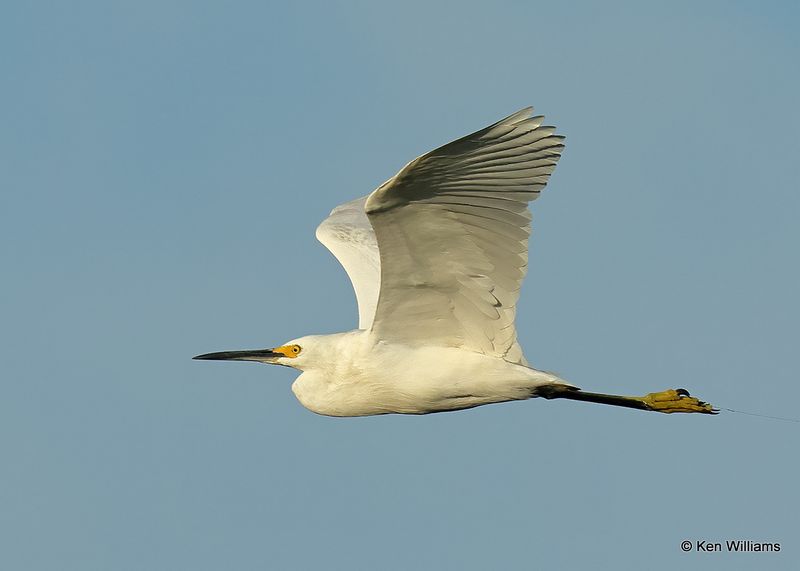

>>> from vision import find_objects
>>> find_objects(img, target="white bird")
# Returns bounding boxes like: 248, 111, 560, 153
195, 108, 716, 417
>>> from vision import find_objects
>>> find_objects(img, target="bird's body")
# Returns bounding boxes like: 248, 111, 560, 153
287, 330, 565, 417
195, 107, 716, 417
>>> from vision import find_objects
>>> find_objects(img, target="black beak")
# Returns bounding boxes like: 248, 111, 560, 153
192, 349, 282, 362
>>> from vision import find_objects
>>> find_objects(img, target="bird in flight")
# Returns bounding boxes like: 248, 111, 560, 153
195, 108, 716, 417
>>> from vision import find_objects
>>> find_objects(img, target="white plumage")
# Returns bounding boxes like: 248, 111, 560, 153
318, 107, 562, 365
315, 196, 379, 330
195, 107, 718, 417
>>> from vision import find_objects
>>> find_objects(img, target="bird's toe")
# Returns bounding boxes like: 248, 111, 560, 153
641, 388, 717, 414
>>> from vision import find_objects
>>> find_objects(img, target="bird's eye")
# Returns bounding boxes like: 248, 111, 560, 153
291, 345, 301, 354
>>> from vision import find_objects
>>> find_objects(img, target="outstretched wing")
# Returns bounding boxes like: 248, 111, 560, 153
364, 108, 564, 363
315, 196, 380, 329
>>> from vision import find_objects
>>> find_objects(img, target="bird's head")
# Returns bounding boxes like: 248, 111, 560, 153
193, 336, 315, 370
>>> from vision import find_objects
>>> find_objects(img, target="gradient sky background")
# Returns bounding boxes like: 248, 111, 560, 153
2, 1, 799, 569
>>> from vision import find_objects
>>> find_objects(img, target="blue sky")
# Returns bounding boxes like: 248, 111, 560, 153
2, 1, 798, 569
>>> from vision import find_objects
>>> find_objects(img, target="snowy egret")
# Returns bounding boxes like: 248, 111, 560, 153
194, 108, 716, 417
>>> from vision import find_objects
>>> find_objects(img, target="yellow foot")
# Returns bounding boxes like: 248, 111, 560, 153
641, 388, 718, 414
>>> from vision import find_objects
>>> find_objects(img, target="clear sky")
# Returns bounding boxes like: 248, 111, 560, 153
2, 1, 798, 569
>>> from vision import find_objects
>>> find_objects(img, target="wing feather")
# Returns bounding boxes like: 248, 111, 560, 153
363, 108, 565, 364
315, 196, 380, 329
